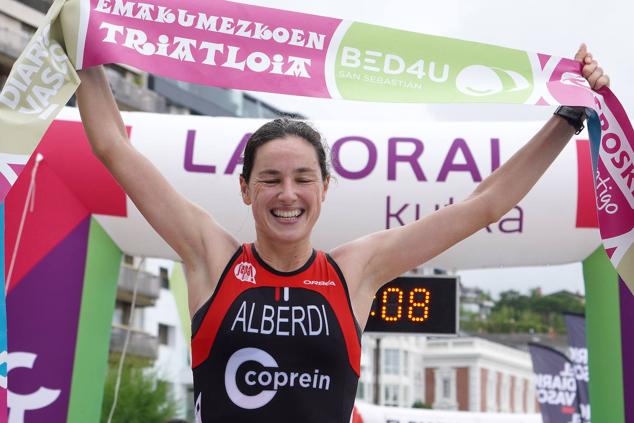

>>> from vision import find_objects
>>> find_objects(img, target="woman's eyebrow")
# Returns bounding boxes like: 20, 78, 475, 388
256, 169, 282, 177
294, 167, 319, 174
257, 167, 318, 176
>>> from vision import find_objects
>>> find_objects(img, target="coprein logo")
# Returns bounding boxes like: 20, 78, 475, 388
224, 347, 331, 409
7, 352, 61, 423
234, 262, 256, 284
456, 65, 530, 97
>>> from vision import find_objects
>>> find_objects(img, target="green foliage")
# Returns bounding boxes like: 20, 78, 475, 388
411, 400, 432, 409
100, 364, 178, 423
463, 289, 584, 334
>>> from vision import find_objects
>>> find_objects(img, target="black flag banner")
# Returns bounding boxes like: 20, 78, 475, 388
564, 313, 591, 423
528, 343, 580, 423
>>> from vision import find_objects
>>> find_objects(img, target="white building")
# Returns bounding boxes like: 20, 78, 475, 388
356, 334, 536, 413
356, 335, 427, 408
422, 337, 536, 413
143, 259, 195, 421
110, 257, 195, 421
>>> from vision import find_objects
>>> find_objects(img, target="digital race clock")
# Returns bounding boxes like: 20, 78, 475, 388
364, 276, 459, 335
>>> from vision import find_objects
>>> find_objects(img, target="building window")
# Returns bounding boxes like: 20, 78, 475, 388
384, 349, 400, 375
114, 300, 130, 326
159, 267, 169, 289
384, 384, 399, 406
158, 323, 173, 346
501, 374, 510, 412
434, 368, 457, 410
514, 376, 523, 412
414, 369, 423, 405
403, 350, 409, 375
113, 300, 144, 328
487, 370, 496, 411
442, 377, 451, 399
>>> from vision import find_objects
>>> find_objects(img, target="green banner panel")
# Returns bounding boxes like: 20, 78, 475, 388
583, 247, 625, 423
67, 217, 122, 422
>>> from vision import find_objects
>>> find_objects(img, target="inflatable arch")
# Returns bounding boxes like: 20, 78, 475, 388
2, 108, 630, 422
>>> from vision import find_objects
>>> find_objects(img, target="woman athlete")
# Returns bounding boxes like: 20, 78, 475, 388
76, 44, 608, 422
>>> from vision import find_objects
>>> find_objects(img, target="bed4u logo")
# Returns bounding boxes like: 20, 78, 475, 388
234, 262, 257, 284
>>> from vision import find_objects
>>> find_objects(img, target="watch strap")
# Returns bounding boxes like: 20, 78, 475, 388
554, 106, 586, 135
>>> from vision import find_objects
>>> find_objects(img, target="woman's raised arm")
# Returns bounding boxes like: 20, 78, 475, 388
332, 44, 609, 325
76, 66, 239, 311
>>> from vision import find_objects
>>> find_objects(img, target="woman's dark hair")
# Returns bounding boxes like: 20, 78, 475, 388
241, 118, 330, 182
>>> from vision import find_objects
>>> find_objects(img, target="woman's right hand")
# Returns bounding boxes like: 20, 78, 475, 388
76, 65, 239, 316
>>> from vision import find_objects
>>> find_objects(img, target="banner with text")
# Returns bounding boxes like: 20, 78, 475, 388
51, 108, 602, 269
529, 343, 581, 423
0, 0, 632, 288
564, 313, 590, 423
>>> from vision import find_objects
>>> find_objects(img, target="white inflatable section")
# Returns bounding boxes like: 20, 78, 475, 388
57, 108, 600, 269
354, 401, 540, 423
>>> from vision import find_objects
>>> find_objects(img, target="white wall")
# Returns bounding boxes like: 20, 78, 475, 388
143, 259, 194, 419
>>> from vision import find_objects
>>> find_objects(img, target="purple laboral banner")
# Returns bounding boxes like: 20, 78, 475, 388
529, 343, 580, 423
564, 313, 590, 423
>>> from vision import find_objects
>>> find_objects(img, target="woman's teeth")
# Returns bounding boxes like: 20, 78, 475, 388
272, 209, 302, 218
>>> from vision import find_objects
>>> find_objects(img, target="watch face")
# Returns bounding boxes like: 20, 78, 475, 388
364, 276, 458, 335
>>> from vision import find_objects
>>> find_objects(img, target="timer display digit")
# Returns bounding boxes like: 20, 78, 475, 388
407, 287, 430, 322
364, 276, 458, 335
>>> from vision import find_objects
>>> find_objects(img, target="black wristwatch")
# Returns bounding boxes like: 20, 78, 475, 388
554, 106, 587, 135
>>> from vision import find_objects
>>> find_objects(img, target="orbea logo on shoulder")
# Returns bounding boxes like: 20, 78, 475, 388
303, 280, 336, 286
234, 262, 256, 284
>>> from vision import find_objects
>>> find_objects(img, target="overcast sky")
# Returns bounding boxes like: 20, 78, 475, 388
227, 0, 632, 298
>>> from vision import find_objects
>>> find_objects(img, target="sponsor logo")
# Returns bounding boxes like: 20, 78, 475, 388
456, 65, 530, 97
234, 262, 256, 284
593, 96, 634, 209
303, 279, 336, 286
560, 72, 591, 90
225, 347, 331, 409
7, 352, 61, 422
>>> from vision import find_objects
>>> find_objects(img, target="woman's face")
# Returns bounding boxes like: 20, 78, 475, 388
240, 136, 329, 245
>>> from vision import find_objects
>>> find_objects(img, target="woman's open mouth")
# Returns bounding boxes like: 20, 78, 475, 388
271, 208, 305, 221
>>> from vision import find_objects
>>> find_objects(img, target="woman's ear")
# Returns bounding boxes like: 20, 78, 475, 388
239, 175, 251, 205
321, 175, 330, 202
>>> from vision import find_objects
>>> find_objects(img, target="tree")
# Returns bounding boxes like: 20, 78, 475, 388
462, 288, 585, 334
101, 364, 178, 423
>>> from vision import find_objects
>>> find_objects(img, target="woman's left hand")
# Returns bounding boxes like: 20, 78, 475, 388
575, 43, 610, 90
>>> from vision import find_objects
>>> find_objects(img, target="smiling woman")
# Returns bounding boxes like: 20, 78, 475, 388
241, 133, 328, 251
74, 42, 608, 422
